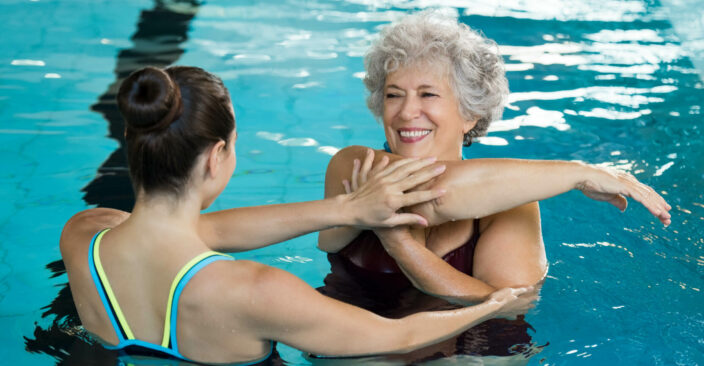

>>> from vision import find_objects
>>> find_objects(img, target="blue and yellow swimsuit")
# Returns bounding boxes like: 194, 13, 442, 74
87, 229, 273, 365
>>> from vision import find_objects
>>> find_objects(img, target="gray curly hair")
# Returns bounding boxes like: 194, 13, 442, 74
363, 11, 509, 146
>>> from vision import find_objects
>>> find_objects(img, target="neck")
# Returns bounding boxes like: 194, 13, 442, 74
128, 190, 203, 234
439, 145, 464, 161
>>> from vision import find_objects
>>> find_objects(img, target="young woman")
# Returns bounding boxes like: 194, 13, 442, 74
60, 66, 533, 365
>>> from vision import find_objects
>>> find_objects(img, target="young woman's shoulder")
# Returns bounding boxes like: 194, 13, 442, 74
201, 259, 308, 302
59, 208, 129, 256
191, 259, 320, 329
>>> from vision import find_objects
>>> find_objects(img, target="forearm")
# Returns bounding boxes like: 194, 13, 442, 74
385, 299, 501, 354
200, 196, 352, 252
419, 159, 588, 225
381, 235, 495, 304
314, 298, 502, 357
317, 226, 362, 253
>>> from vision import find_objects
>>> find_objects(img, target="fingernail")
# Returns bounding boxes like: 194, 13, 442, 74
434, 165, 446, 173
425, 156, 437, 162
436, 188, 447, 195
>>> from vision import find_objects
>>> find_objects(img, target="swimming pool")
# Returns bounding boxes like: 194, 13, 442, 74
1, 0, 702, 364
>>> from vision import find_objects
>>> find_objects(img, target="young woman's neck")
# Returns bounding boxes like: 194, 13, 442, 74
129, 190, 203, 232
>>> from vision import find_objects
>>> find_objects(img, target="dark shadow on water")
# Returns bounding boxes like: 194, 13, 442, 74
24, 1, 200, 364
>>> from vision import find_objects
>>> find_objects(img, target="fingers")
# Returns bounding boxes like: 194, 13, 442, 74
395, 164, 446, 192
342, 179, 351, 194
370, 155, 390, 177
382, 157, 438, 183
374, 157, 427, 180
351, 159, 360, 192
510, 286, 533, 297
607, 171, 672, 226
400, 189, 446, 207
627, 181, 672, 226
359, 149, 374, 186
383, 213, 429, 227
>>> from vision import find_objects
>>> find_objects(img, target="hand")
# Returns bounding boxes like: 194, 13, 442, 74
576, 164, 672, 226
487, 286, 539, 320
341, 149, 446, 228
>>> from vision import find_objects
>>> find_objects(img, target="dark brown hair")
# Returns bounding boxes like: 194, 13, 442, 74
117, 66, 234, 197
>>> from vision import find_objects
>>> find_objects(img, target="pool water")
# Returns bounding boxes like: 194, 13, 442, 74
1, 0, 702, 365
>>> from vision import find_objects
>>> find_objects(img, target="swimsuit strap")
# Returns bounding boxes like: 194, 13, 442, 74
89, 228, 134, 341
163, 251, 234, 351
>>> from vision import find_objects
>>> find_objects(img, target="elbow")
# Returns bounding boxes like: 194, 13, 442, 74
383, 326, 419, 355
316, 231, 338, 253
485, 271, 547, 291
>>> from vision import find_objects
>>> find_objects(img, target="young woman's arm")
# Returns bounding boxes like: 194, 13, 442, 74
200, 150, 445, 252
234, 261, 534, 357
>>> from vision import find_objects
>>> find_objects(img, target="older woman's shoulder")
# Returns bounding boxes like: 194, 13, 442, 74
479, 201, 540, 233
333, 145, 376, 159
327, 145, 381, 167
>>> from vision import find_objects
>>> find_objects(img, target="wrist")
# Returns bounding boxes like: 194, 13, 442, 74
375, 231, 402, 252
476, 297, 504, 320
570, 160, 593, 190
333, 193, 356, 227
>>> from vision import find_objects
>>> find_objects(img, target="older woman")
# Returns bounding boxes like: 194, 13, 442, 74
317, 11, 670, 360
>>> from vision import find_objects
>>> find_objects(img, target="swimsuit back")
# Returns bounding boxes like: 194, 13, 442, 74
87, 229, 272, 364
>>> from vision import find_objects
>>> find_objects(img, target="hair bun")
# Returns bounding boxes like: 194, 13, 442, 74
117, 66, 182, 132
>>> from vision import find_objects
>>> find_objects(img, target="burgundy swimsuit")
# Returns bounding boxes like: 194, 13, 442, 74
317, 219, 541, 360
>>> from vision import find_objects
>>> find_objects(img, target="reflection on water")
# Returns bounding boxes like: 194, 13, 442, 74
24, 1, 201, 365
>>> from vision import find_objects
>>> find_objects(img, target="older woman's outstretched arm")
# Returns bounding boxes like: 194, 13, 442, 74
413, 157, 671, 226
319, 146, 670, 254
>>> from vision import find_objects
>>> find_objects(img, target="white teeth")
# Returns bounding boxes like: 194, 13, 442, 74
399, 130, 430, 138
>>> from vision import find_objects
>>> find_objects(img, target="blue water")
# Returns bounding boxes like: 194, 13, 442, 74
1, 0, 702, 365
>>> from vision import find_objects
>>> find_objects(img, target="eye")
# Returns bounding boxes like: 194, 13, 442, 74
385, 93, 400, 99
421, 92, 438, 98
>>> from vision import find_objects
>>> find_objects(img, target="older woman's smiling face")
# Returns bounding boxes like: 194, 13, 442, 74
382, 62, 476, 161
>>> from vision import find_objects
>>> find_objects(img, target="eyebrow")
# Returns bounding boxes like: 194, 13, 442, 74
385, 84, 437, 90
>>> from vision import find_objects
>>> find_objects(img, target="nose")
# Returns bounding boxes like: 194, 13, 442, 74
399, 94, 421, 121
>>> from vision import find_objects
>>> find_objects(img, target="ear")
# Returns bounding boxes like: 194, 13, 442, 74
205, 140, 227, 179
463, 118, 478, 135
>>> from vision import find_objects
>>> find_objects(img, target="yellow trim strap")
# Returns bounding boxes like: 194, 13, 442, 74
160, 251, 221, 347
93, 229, 136, 340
